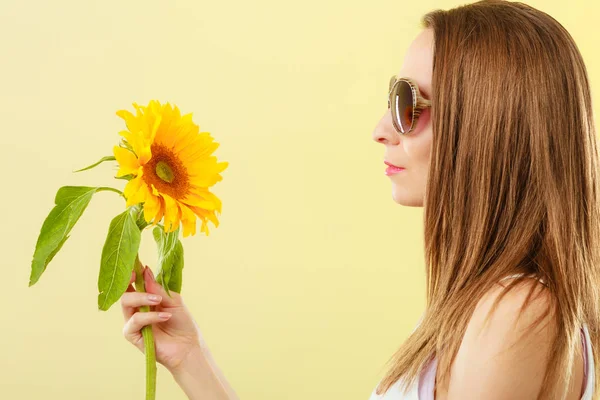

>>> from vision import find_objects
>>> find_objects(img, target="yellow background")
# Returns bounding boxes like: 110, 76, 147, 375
0, 0, 597, 398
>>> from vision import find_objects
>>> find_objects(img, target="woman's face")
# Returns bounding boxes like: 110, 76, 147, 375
372, 28, 434, 207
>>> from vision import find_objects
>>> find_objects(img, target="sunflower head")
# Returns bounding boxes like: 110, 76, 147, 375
113, 100, 228, 237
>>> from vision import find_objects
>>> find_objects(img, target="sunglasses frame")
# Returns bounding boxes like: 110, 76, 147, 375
388, 75, 432, 135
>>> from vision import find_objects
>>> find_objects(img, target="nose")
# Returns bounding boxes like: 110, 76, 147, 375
372, 110, 400, 146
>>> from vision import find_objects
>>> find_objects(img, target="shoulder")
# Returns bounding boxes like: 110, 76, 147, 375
446, 278, 556, 400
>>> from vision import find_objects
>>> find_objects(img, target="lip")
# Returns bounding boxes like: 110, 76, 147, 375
384, 161, 405, 176
384, 161, 404, 169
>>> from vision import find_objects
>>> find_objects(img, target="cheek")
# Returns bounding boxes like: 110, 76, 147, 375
404, 131, 432, 167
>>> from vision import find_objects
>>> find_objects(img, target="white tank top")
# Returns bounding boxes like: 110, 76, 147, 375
368, 274, 595, 400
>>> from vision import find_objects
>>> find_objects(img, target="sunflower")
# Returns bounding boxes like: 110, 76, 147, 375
112, 100, 228, 237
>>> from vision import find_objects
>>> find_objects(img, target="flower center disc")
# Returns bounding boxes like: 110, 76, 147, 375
156, 161, 174, 183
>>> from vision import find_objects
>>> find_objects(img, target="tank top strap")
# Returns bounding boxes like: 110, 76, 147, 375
581, 322, 595, 399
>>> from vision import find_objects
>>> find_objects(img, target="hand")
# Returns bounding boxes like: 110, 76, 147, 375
121, 265, 206, 373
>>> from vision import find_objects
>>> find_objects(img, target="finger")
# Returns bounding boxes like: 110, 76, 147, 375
130, 270, 136, 284
143, 266, 181, 307
121, 291, 162, 308
120, 291, 162, 321
123, 311, 172, 342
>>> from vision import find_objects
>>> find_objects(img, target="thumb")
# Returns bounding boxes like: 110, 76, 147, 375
143, 266, 180, 307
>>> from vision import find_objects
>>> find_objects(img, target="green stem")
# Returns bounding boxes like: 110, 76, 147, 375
97, 186, 125, 198
133, 253, 157, 400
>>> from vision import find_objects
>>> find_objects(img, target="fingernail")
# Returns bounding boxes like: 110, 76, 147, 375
159, 312, 172, 319
148, 294, 161, 302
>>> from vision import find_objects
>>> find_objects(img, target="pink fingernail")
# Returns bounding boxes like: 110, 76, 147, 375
159, 312, 171, 319
147, 268, 156, 281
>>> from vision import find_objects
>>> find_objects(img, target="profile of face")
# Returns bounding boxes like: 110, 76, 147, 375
372, 28, 434, 207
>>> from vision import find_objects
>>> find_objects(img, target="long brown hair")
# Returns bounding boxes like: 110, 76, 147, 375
375, 1, 600, 399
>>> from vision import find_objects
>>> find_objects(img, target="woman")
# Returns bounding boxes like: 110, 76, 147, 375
120, 1, 600, 399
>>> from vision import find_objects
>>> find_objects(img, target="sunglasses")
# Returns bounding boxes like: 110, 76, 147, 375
388, 75, 432, 134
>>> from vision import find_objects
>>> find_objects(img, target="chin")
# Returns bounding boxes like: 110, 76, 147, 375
391, 185, 424, 207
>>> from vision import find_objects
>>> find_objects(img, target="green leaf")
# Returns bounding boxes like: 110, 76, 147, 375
73, 156, 116, 173
45, 234, 70, 268
167, 240, 184, 293
153, 225, 184, 295
29, 186, 102, 287
97, 207, 141, 311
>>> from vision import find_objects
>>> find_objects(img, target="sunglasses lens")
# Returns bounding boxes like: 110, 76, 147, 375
390, 80, 414, 133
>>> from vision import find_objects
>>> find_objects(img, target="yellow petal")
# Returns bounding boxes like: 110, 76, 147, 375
118, 130, 152, 165
187, 160, 226, 187
173, 202, 183, 233
128, 178, 150, 207
189, 205, 220, 229
124, 173, 145, 208
116, 109, 143, 135
201, 219, 210, 235
172, 131, 196, 154
190, 187, 223, 213
153, 194, 165, 226
143, 191, 161, 223
179, 203, 197, 237
156, 121, 177, 148
215, 161, 229, 174
154, 105, 175, 146
180, 136, 219, 162
113, 146, 139, 177
137, 144, 152, 165
181, 190, 217, 210
162, 194, 181, 233
206, 210, 220, 227
150, 113, 162, 143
